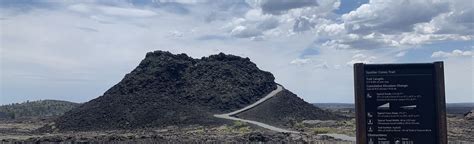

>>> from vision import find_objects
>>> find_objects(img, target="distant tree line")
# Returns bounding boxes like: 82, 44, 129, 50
0, 100, 80, 119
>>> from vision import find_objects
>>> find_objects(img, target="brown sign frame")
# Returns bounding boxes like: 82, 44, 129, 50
354, 62, 447, 144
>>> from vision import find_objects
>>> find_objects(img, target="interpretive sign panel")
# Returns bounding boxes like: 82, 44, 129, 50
354, 62, 447, 144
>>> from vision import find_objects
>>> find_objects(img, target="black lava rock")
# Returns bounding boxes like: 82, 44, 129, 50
53, 51, 276, 131
247, 132, 269, 142
235, 89, 346, 128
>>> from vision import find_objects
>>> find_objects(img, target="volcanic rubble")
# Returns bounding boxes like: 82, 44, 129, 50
46, 50, 342, 132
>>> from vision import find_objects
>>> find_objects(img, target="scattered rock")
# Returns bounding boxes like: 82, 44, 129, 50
247, 132, 269, 142
464, 110, 474, 120
314, 134, 333, 141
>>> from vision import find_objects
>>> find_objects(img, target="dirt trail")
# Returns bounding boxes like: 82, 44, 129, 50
213, 85, 299, 133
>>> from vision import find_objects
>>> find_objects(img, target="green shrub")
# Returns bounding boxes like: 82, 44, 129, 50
311, 127, 331, 135
294, 122, 305, 130
238, 126, 251, 133
218, 121, 251, 134
231, 121, 247, 129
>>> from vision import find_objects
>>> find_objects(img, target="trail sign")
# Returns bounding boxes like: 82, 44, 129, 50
354, 62, 447, 144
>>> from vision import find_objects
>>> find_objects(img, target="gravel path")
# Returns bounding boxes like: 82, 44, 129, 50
213, 85, 300, 133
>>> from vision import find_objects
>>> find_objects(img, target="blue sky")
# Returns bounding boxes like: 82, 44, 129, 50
0, 0, 473, 104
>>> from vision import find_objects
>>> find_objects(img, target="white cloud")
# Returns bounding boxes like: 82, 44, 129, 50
346, 53, 377, 65
217, 0, 343, 39
68, 4, 157, 18
315, 23, 345, 36
230, 25, 261, 38
246, 0, 319, 15
314, 61, 329, 69
167, 30, 185, 38
290, 58, 311, 65
422, 0, 474, 35
289, 58, 329, 69
342, 0, 449, 34
316, 0, 473, 50
223, 9, 281, 39
100, 6, 157, 17
395, 51, 407, 57
68, 3, 93, 13
431, 49, 473, 58
244, 9, 266, 21
293, 16, 314, 32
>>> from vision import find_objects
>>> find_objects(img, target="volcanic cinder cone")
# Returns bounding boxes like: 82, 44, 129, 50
50, 50, 342, 131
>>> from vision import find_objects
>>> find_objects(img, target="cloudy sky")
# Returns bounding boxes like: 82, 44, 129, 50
0, 0, 473, 105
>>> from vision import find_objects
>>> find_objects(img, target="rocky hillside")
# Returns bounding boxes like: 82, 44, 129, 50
52, 51, 277, 131
50, 50, 341, 132
235, 89, 344, 128
0, 100, 79, 119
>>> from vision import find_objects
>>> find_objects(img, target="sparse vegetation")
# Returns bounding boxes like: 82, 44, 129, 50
336, 119, 356, 128
294, 119, 357, 136
294, 122, 305, 131
311, 127, 331, 135
231, 121, 251, 133
218, 121, 251, 134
